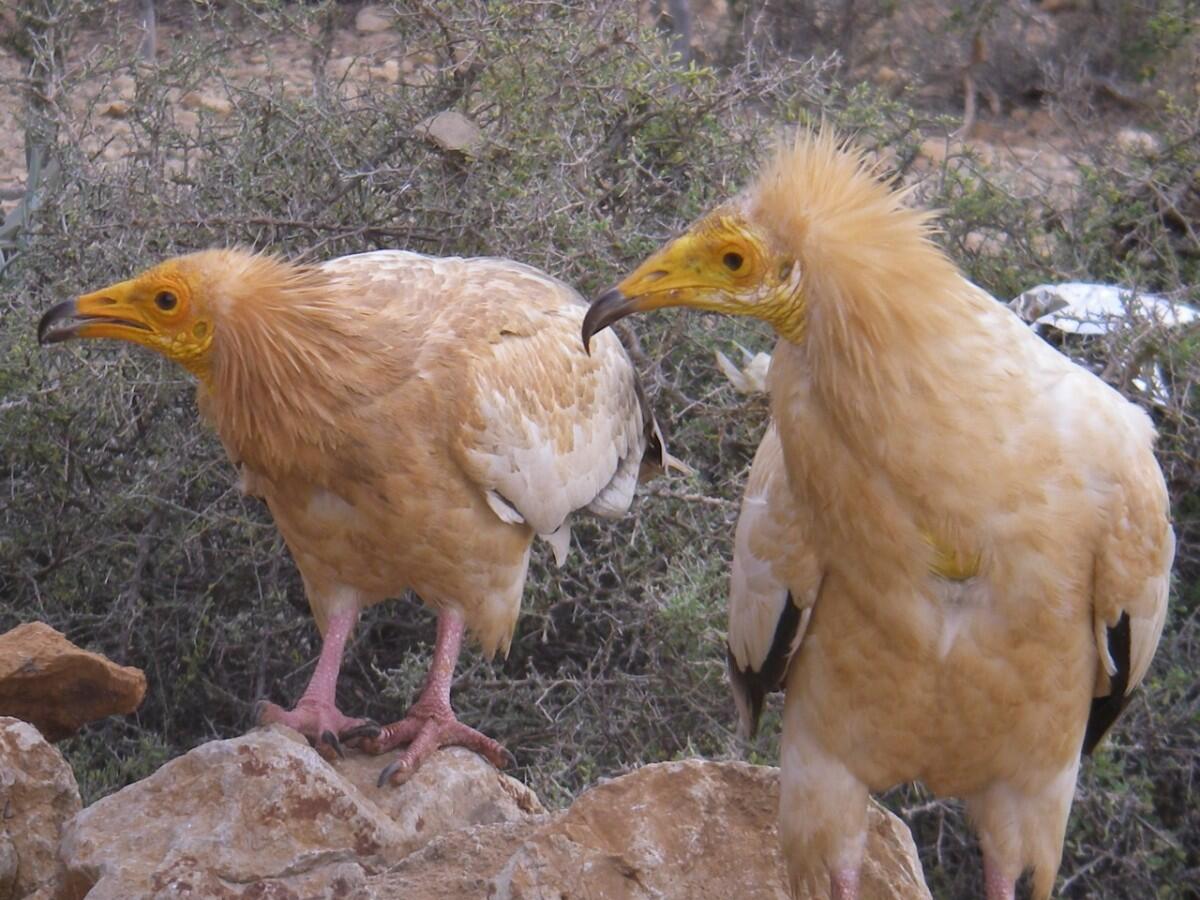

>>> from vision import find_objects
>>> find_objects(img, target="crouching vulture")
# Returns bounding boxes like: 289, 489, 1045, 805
581, 131, 1174, 899
40, 247, 668, 785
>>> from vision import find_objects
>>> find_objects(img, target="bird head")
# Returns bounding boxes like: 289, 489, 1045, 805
582, 202, 804, 352
38, 252, 232, 380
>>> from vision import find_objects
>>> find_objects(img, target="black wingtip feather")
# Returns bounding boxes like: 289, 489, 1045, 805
728, 645, 767, 740
728, 592, 803, 741
1083, 612, 1133, 755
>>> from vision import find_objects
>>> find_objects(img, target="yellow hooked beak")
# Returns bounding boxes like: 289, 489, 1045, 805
37, 280, 154, 347
581, 234, 716, 353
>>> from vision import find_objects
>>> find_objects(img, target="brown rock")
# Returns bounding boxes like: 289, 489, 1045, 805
370, 759, 930, 899
179, 91, 233, 117
99, 100, 130, 119
0, 717, 82, 900
59, 726, 545, 898
0, 622, 146, 741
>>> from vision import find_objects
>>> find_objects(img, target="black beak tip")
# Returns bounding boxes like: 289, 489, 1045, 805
581, 287, 629, 355
36, 301, 84, 348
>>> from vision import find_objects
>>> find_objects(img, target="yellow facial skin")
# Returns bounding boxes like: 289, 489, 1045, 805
581, 211, 804, 351
38, 262, 216, 379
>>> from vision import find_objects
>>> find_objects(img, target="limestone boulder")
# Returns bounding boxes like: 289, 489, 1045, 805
369, 759, 930, 899
333, 745, 544, 839
55, 724, 928, 899
0, 717, 82, 900
0, 622, 146, 742
58, 726, 544, 899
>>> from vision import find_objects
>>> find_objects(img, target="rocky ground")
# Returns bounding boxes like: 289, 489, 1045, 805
0, 624, 930, 900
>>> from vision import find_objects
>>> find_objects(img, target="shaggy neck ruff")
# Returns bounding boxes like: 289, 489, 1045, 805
198, 252, 397, 473
747, 134, 977, 420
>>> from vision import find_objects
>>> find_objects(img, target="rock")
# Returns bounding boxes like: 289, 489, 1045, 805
417, 110, 483, 155
355, 5, 395, 34
332, 745, 544, 837
919, 136, 951, 166
370, 759, 930, 899
0, 717, 82, 900
368, 59, 402, 84
328, 55, 359, 81
55, 727, 926, 899
1115, 127, 1160, 156
99, 100, 130, 119
111, 74, 137, 101
964, 229, 1006, 257
179, 91, 233, 117
59, 726, 544, 899
0, 622, 146, 742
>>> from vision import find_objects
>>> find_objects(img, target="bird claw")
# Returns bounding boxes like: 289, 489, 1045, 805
377, 758, 410, 788
341, 720, 382, 744
372, 713, 514, 787
253, 697, 374, 760
321, 730, 345, 759
252, 699, 271, 726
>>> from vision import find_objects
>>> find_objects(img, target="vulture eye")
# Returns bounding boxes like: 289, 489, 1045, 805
155, 291, 178, 311
723, 251, 744, 272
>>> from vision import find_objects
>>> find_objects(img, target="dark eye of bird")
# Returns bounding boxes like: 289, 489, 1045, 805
723, 251, 744, 271
155, 291, 177, 311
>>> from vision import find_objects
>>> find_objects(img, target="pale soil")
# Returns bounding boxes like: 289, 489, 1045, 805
0, 4, 1155, 217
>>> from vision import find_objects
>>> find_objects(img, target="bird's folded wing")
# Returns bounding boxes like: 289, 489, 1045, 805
450, 274, 646, 545
728, 424, 821, 740
1084, 438, 1174, 752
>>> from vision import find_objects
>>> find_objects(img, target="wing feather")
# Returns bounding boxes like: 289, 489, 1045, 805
317, 251, 652, 554
439, 258, 649, 547
728, 424, 821, 740
1086, 430, 1174, 752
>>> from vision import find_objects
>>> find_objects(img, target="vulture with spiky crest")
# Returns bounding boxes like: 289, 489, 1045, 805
40, 247, 669, 785
582, 131, 1174, 900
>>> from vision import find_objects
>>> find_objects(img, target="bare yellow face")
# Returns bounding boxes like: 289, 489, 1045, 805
38, 260, 216, 378
581, 209, 804, 350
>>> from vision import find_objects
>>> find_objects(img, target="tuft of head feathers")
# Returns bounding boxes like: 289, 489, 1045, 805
748, 130, 972, 360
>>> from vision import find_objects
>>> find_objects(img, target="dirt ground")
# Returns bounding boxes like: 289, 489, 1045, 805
0, 2, 1161, 211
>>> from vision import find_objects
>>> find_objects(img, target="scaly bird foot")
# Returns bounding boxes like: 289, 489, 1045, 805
362, 707, 514, 786
255, 698, 380, 760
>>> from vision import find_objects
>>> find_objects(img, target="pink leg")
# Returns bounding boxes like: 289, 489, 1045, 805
984, 854, 1017, 900
831, 868, 860, 900
364, 610, 512, 786
256, 607, 377, 757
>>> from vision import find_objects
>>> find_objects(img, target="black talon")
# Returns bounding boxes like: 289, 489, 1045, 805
341, 721, 382, 742
252, 699, 270, 725
377, 758, 409, 788
499, 747, 517, 769
322, 730, 345, 759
